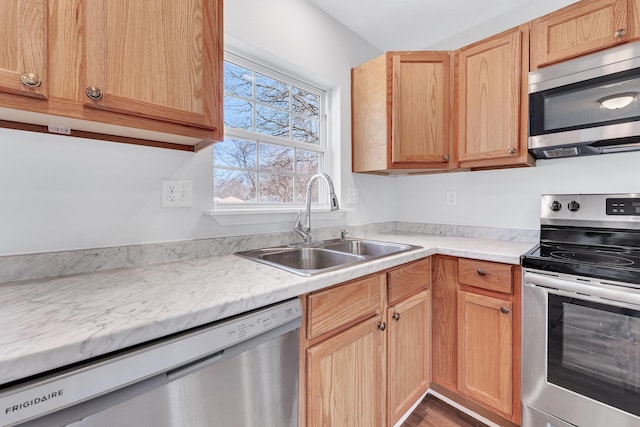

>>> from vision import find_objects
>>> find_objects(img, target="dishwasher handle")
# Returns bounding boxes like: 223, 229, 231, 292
166, 318, 300, 382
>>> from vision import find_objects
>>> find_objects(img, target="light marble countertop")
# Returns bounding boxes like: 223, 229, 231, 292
0, 232, 535, 386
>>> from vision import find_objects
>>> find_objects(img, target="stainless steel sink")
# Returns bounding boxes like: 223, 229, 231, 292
236, 238, 421, 276
322, 239, 413, 257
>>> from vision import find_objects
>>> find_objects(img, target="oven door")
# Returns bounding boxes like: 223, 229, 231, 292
522, 271, 640, 427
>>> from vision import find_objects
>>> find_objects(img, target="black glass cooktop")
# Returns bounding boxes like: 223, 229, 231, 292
522, 241, 640, 285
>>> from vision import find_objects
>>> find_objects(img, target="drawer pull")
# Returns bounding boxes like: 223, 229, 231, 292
378, 322, 386, 331
392, 312, 400, 321
476, 268, 487, 276
500, 306, 510, 314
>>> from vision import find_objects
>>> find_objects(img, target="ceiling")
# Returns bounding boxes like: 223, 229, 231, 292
308, 0, 579, 51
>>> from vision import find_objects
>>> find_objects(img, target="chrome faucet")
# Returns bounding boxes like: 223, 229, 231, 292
294, 173, 339, 244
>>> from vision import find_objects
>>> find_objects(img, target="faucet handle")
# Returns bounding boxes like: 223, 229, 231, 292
340, 229, 348, 240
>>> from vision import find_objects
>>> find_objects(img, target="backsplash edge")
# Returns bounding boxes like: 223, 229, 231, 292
0, 222, 538, 284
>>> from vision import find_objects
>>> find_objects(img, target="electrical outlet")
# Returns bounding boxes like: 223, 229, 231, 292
162, 180, 193, 207
446, 191, 457, 206
348, 187, 359, 205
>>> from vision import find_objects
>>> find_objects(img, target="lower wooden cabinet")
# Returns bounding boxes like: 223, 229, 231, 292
431, 255, 522, 426
431, 256, 458, 391
457, 291, 513, 415
387, 290, 430, 425
300, 258, 430, 427
306, 316, 385, 427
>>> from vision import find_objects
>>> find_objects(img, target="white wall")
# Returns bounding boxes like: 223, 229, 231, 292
3, 0, 632, 257
0, 0, 391, 256
396, 151, 640, 231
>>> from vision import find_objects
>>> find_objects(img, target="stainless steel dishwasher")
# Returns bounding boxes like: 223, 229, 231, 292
0, 298, 301, 427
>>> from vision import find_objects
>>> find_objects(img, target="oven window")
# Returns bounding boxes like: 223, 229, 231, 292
547, 294, 640, 416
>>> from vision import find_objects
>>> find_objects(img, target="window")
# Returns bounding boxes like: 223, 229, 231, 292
214, 53, 327, 208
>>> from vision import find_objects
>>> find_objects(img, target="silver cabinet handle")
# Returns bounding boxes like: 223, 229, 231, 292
378, 322, 386, 331
443, 154, 450, 162
508, 147, 517, 155
614, 28, 627, 38
20, 72, 41, 88
500, 306, 510, 314
392, 312, 400, 321
86, 86, 104, 100
477, 268, 487, 276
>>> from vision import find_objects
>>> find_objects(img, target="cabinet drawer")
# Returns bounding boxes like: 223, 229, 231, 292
307, 274, 384, 340
458, 259, 513, 294
387, 258, 430, 304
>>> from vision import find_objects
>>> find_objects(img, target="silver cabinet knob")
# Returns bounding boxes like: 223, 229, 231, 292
477, 268, 487, 276
500, 306, 510, 314
20, 72, 41, 88
86, 87, 104, 101
443, 154, 450, 162
614, 28, 627, 38
378, 322, 386, 331
508, 147, 517, 155
392, 312, 400, 321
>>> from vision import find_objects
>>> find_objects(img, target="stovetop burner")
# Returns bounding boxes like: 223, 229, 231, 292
549, 250, 635, 266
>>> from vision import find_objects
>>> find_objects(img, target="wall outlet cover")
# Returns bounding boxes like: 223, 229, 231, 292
162, 180, 193, 208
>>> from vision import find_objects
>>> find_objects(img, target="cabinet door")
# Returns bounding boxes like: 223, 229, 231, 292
458, 291, 513, 416
352, 54, 388, 173
431, 256, 458, 391
456, 25, 530, 169
0, 0, 47, 99
307, 316, 385, 427
84, 0, 221, 131
391, 52, 452, 166
531, 0, 629, 69
387, 290, 430, 426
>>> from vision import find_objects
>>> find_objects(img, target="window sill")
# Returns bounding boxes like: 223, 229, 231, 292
204, 207, 348, 226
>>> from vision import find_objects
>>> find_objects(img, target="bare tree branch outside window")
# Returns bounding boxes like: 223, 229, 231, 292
214, 59, 324, 205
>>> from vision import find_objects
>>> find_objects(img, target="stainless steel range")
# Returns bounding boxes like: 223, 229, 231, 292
521, 194, 640, 427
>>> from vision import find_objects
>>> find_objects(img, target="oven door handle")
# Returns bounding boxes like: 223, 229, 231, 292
525, 272, 640, 309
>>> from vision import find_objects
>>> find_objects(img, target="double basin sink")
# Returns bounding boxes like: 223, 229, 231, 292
236, 238, 422, 276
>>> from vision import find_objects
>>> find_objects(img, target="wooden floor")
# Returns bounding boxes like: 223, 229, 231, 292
402, 395, 488, 427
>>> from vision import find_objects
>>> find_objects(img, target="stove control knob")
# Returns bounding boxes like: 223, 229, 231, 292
550, 200, 562, 212
568, 200, 581, 212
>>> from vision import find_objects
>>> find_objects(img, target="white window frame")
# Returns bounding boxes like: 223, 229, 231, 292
212, 51, 331, 216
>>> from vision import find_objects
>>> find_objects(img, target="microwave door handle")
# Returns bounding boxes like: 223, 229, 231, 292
597, 141, 640, 154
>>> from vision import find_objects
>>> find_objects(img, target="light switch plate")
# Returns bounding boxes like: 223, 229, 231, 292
446, 191, 457, 206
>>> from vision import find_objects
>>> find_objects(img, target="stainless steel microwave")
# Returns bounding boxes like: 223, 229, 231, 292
528, 41, 640, 159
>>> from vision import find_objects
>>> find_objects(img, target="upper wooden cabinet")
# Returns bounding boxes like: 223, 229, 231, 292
530, 0, 640, 70
0, 0, 47, 100
352, 51, 454, 174
83, 1, 218, 130
0, 0, 222, 151
455, 24, 534, 169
